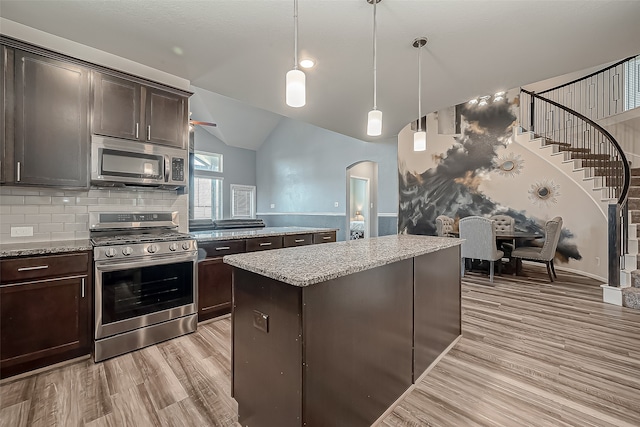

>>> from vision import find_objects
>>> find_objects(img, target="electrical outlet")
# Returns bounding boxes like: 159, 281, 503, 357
11, 226, 33, 237
270, 203, 275, 209
596, 257, 600, 266
334, 201, 339, 207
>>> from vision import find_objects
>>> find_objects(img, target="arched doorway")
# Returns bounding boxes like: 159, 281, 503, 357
346, 161, 378, 240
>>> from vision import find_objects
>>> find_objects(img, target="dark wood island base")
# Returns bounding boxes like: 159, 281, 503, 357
226, 236, 461, 427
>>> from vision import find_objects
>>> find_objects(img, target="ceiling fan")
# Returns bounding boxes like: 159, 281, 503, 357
189, 112, 217, 130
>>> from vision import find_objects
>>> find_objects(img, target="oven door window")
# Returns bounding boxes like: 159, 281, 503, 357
101, 261, 193, 325
101, 149, 163, 180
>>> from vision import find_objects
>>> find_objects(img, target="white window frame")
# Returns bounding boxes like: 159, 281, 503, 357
193, 151, 223, 173
230, 184, 256, 219
191, 150, 224, 221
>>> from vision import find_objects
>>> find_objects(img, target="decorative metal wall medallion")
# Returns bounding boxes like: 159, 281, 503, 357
494, 153, 524, 177
528, 180, 560, 207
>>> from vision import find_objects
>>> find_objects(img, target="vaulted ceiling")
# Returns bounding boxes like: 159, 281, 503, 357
2, 0, 639, 146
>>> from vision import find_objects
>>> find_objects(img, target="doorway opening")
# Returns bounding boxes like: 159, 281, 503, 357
346, 161, 378, 240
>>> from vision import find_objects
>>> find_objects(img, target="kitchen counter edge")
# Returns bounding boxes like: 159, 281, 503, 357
224, 234, 462, 287
191, 226, 338, 242
0, 239, 93, 258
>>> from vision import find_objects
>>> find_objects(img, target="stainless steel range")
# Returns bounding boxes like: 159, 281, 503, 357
90, 211, 197, 362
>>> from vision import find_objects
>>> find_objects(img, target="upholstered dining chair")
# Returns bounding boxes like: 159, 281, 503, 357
490, 214, 516, 253
490, 214, 515, 234
435, 215, 455, 237
459, 216, 504, 283
510, 216, 563, 282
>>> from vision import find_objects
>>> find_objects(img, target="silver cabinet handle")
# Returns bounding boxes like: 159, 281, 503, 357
147, 125, 151, 140
136, 123, 139, 139
215, 246, 230, 251
81, 278, 85, 298
259, 242, 272, 247
17, 265, 48, 272
164, 155, 171, 182
323, 236, 332, 240
295, 239, 305, 243
16, 161, 21, 182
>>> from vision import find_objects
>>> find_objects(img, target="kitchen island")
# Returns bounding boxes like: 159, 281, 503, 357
224, 234, 462, 427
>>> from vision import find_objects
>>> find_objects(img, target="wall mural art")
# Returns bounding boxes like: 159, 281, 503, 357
398, 95, 582, 264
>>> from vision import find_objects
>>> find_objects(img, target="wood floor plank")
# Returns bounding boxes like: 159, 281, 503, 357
1, 263, 639, 426
0, 400, 30, 427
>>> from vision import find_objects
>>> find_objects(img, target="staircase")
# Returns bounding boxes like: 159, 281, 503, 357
520, 88, 631, 301
624, 169, 640, 309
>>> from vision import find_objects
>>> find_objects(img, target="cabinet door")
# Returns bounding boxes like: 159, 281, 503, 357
0, 276, 90, 378
92, 72, 142, 140
144, 86, 187, 148
198, 258, 232, 322
14, 50, 89, 187
0, 45, 7, 184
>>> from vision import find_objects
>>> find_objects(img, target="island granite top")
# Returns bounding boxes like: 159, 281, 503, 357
191, 226, 338, 242
0, 239, 93, 258
223, 234, 462, 287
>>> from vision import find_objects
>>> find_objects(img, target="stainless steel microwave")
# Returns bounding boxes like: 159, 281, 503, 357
91, 136, 187, 188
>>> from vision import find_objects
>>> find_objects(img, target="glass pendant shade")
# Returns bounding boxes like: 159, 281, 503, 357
367, 109, 383, 136
286, 69, 306, 107
413, 130, 426, 151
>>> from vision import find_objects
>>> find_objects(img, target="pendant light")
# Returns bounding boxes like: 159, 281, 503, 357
286, 0, 305, 107
413, 37, 428, 151
366, 0, 382, 136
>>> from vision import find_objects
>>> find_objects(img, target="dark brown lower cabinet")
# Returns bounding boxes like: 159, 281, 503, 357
0, 251, 92, 379
196, 231, 335, 323
198, 257, 233, 322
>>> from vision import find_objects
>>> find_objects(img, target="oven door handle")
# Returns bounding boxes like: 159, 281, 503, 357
95, 253, 197, 271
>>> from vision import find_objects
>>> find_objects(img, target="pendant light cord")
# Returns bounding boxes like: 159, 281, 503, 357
372, 0, 378, 110
294, 0, 299, 70
418, 43, 422, 131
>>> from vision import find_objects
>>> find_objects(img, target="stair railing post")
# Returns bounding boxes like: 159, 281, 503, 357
529, 92, 535, 133
608, 203, 621, 287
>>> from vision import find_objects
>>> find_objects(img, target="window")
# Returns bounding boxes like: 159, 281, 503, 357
231, 184, 256, 219
192, 177, 222, 220
190, 151, 223, 220
194, 151, 223, 172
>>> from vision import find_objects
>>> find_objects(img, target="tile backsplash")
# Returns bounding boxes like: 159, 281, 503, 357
0, 186, 188, 244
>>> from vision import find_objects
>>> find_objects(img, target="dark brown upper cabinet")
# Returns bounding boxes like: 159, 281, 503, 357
92, 71, 188, 149
0, 46, 7, 184
12, 49, 90, 188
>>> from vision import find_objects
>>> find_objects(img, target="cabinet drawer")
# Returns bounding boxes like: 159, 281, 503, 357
284, 234, 313, 247
246, 236, 283, 252
313, 232, 336, 244
1, 252, 90, 283
200, 240, 246, 258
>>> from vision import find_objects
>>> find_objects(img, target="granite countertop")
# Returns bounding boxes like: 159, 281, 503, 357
0, 239, 93, 258
191, 226, 338, 242
224, 234, 462, 287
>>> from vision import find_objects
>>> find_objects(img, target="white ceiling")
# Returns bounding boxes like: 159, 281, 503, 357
1, 0, 640, 146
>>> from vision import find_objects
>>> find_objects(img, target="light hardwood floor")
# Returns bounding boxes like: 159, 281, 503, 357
2, 265, 640, 426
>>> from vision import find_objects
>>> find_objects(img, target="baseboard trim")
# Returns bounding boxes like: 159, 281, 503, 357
521, 261, 606, 283
601, 284, 623, 306
371, 334, 462, 426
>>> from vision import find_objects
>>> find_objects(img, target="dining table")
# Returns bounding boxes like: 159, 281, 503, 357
495, 231, 543, 275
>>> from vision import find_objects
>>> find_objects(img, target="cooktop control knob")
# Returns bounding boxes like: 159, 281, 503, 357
169, 243, 179, 251
147, 244, 159, 254
182, 241, 191, 250
122, 247, 133, 256
105, 248, 117, 258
